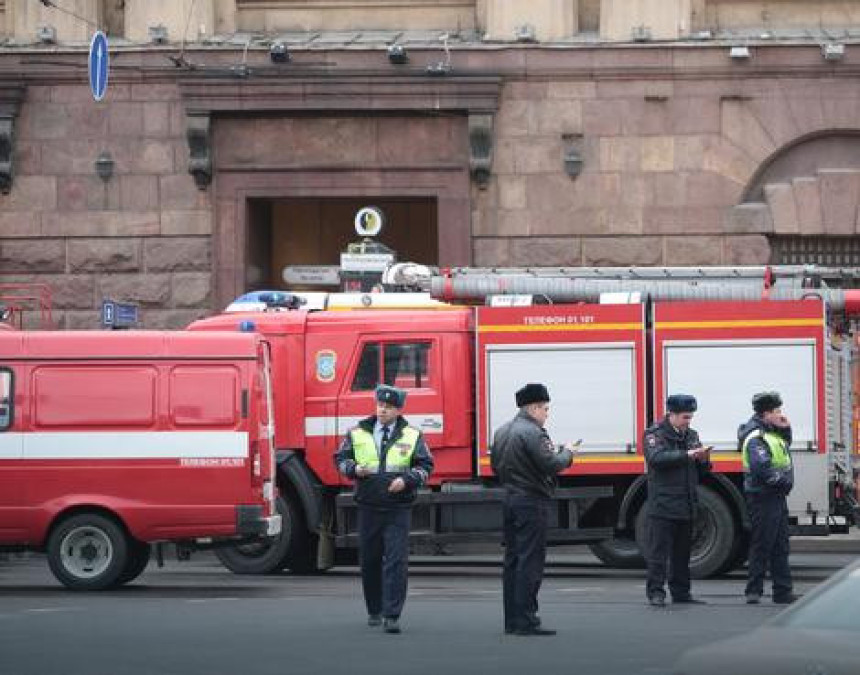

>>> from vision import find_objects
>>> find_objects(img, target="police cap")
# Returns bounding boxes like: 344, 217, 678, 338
752, 391, 782, 414
666, 394, 697, 414
515, 383, 551, 407
376, 384, 407, 409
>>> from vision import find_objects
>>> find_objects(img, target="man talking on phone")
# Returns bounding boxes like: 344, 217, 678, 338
738, 391, 796, 605
643, 394, 712, 607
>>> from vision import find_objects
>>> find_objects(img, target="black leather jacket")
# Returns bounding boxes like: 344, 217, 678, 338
644, 418, 711, 520
490, 410, 573, 499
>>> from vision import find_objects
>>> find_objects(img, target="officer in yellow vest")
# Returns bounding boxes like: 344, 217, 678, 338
737, 391, 796, 605
334, 384, 434, 634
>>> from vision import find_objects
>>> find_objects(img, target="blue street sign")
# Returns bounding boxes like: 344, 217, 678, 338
88, 31, 109, 102
101, 300, 138, 329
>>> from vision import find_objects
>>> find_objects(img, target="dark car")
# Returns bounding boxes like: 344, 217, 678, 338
672, 559, 860, 675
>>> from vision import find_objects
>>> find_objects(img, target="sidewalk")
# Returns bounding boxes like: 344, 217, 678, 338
791, 530, 860, 553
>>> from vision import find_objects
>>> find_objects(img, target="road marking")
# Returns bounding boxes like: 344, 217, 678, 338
25, 607, 81, 614
555, 587, 605, 593
185, 597, 240, 604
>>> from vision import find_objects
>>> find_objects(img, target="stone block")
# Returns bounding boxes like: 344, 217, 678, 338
143, 102, 172, 138
512, 138, 562, 174
724, 236, 771, 265
644, 207, 724, 235
547, 82, 597, 100
702, 138, 758, 187
599, 137, 640, 172
504, 81, 548, 102
495, 210, 534, 237
792, 177, 824, 235
40, 274, 96, 309
674, 136, 708, 171
641, 137, 675, 172
724, 203, 774, 234
664, 236, 724, 265
0, 239, 65, 272
510, 238, 581, 266
62, 311, 103, 330
58, 176, 120, 212
161, 211, 213, 236
596, 206, 643, 235
583, 100, 626, 137
582, 237, 662, 266
720, 100, 777, 164
571, 172, 621, 210
671, 98, 721, 135
43, 211, 160, 237
764, 183, 800, 235
623, 100, 672, 136
473, 238, 511, 267
498, 176, 527, 211
0, 212, 40, 237
15, 141, 42, 175
65, 104, 109, 139
172, 273, 212, 308
128, 140, 176, 174
68, 239, 140, 273
685, 172, 743, 208
1, 176, 57, 211
819, 170, 860, 236
496, 100, 532, 138
145, 237, 211, 272
130, 83, 181, 102
532, 100, 582, 135
526, 173, 579, 212
646, 173, 686, 207
97, 274, 171, 306
18, 104, 69, 141
120, 175, 159, 211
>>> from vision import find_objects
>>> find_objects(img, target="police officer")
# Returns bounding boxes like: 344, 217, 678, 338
334, 384, 434, 634
491, 383, 575, 636
738, 391, 796, 605
644, 394, 711, 607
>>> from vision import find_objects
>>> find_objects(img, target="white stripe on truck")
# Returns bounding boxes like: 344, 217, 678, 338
304, 415, 444, 437
0, 431, 249, 460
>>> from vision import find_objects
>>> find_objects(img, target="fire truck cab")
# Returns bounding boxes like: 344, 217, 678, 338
0, 329, 280, 590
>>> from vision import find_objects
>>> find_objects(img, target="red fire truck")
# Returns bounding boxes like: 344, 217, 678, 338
0, 329, 280, 590
187, 266, 860, 578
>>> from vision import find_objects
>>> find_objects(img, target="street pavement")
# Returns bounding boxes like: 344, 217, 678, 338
1, 548, 857, 675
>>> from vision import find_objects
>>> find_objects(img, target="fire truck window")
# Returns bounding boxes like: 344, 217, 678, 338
384, 343, 431, 389
0, 370, 11, 430
351, 343, 381, 391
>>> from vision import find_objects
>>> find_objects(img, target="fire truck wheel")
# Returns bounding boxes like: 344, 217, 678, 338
587, 536, 646, 569
46, 513, 131, 591
115, 540, 152, 586
633, 487, 736, 579
215, 495, 305, 575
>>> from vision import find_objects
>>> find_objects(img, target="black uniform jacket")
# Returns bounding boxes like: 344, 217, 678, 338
334, 415, 434, 509
644, 417, 711, 520
490, 410, 574, 499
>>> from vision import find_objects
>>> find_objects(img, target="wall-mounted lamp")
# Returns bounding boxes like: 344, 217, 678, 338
149, 24, 169, 45
563, 134, 584, 179
822, 43, 845, 61
387, 43, 408, 64
95, 151, 114, 183
631, 25, 652, 42
270, 41, 290, 63
729, 45, 751, 60
37, 25, 56, 44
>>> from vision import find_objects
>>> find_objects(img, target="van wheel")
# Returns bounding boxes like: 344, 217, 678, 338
116, 541, 151, 586
588, 536, 645, 569
46, 513, 130, 591
634, 487, 736, 579
215, 494, 317, 574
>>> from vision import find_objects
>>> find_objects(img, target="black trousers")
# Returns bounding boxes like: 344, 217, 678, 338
357, 506, 411, 619
502, 492, 549, 631
745, 492, 793, 598
645, 515, 693, 600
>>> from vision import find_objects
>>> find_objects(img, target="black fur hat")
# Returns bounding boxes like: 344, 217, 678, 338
376, 384, 407, 408
516, 383, 550, 407
666, 394, 697, 413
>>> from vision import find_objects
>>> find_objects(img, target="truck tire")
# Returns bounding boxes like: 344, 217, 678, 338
634, 486, 736, 579
215, 494, 318, 574
116, 540, 151, 586
46, 513, 130, 591
588, 537, 645, 569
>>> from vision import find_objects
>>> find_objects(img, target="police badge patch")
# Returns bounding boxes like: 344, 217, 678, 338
315, 350, 337, 382
646, 435, 657, 447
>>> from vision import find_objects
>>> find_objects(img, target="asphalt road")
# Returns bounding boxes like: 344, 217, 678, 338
1, 549, 857, 675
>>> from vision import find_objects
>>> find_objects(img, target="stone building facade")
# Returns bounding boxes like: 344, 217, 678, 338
1, 0, 860, 327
